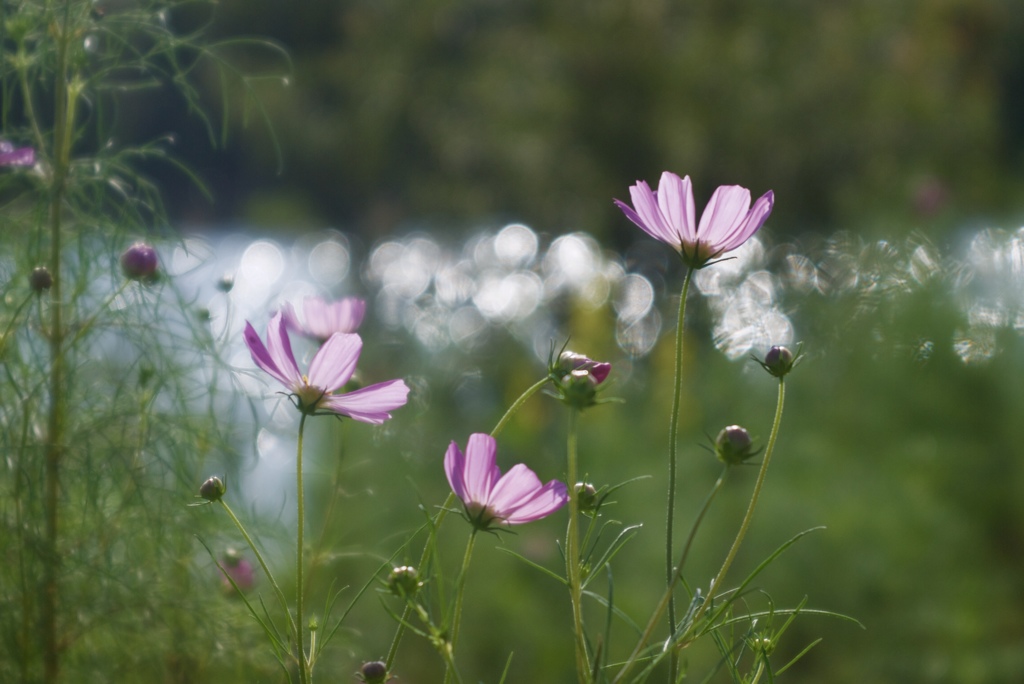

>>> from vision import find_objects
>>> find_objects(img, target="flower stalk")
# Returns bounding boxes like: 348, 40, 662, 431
216, 499, 295, 635
663, 268, 692, 680
41, 5, 81, 679
564, 408, 592, 683
691, 377, 786, 631
385, 375, 550, 670
443, 529, 477, 684
296, 412, 311, 684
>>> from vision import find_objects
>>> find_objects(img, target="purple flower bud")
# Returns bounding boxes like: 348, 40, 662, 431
550, 350, 612, 410
762, 345, 796, 378
715, 425, 757, 465
358, 661, 389, 683
556, 351, 611, 385
120, 242, 158, 281
30, 267, 53, 292
199, 476, 226, 502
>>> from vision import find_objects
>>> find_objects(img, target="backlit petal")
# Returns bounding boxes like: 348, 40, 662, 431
657, 172, 695, 244
307, 333, 361, 391
718, 190, 774, 253
503, 480, 569, 524
244, 320, 297, 388
697, 185, 751, 244
321, 379, 410, 424
445, 441, 468, 502
264, 313, 302, 390
462, 433, 500, 505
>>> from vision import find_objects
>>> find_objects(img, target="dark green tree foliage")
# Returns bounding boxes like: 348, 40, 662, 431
175, 0, 1024, 239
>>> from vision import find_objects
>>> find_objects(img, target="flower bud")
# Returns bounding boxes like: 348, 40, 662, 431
29, 267, 53, 292
574, 482, 598, 513
358, 661, 389, 683
120, 242, 158, 281
217, 274, 234, 293
556, 370, 602, 410
760, 345, 797, 378
387, 565, 423, 598
556, 351, 611, 385
199, 476, 226, 502
547, 349, 613, 410
714, 425, 758, 465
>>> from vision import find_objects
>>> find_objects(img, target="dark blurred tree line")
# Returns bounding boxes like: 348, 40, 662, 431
127, 0, 1024, 242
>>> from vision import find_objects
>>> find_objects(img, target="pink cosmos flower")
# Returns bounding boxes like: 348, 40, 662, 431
244, 312, 409, 423
445, 433, 568, 528
283, 296, 366, 341
615, 172, 774, 268
220, 549, 256, 594
0, 140, 34, 167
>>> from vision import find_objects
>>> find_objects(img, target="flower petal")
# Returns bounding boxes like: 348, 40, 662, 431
309, 296, 366, 337
485, 463, 552, 515
501, 480, 568, 524
696, 185, 751, 245
307, 332, 362, 391
631, 180, 680, 246
615, 180, 677, 247
444, 441, 468, 503
590, 362, 612, 385
280, 301, 302, 334
244, 320, 298, 388
462, 433, 501, 505
320, 378, 410, 424
657, 172, 696, 244
487, 465, 569, 523
717, 190, 774, 253
264, 313, 303, 390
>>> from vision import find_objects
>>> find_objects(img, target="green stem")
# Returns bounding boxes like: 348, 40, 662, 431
296, 412, 310, 684
385, 376, 549, 669
664, 268, 692, 682
443, 529, 477, 684
691, 378, 786, 632
217, 500, 296, 636
612, 466, 729, 684
565, 408, 591, 683
491, 376, 550, 437
42, 5, 77, 679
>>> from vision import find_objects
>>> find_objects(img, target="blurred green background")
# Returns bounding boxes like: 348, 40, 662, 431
138, 0, 1024, 244
158, 1, 1022, 682
5, 0, 1024, 682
